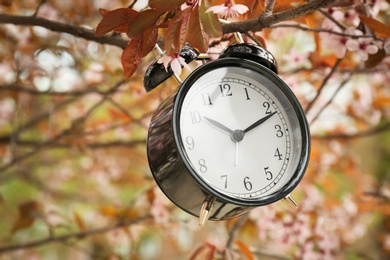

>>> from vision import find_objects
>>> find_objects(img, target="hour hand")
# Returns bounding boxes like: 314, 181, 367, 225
203, 117, 234, 134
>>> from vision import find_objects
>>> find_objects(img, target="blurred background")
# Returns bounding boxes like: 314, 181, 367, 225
0, 0, 390, 259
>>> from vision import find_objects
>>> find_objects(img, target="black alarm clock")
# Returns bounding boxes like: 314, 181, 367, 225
145, 43, 310, 226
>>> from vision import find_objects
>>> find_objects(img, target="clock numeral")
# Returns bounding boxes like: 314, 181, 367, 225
243, 176, 252, 191
186, 136, 195, 150
190, 111, 201, 124
219, 84, 232, 97
264, 167, 273, 180
274, 148, 283, 160
198, 159, 207, 173
244, 88, 250, 100
275, 124, 284, 137
221, 175, 228, 189
202, 93, 213, 106
263, 102, 271, 114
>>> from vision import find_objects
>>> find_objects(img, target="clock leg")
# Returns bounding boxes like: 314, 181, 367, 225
282, 194, 298, 208
199, 196, 216, 226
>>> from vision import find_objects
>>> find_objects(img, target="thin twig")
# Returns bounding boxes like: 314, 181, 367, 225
270, 23, 379, 39
0, 81, 126, 176
32, 0, 46, 17
311, 121, 390, 139
0, 14, 128, 49
0, 216, 151, 254
309, 71, 354, 125
225, 214, 248, 249
305, 58, 343, 114
264, 0, 276, 15
319, 9, 347, 30
0, 84, 106, 96
221, 0, 336, 34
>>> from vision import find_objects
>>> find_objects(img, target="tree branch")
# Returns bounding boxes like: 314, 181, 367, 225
225, 214, 248, 249
0, 138, 146, 149
221, 0, 336, 34
305, 58, 343, 114
0, 0, 336, 51
0, 14, 128, 49
310, 71, 354, 125
312, 121, 390, 140
264, 0, 276, 16
0, 216, 151, 254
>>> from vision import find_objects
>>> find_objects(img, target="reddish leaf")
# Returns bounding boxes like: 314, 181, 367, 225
190, 243, 216, 260
95, 8, 139, 36
11, 201, 40, 234
187, 5, 209, 53
359, 15, 390, 38
149, 0, 186, 11
127, 9, 163, 39
98, 8, 110, 16
121, 38, 143, 79
165, 8, 192, 55
142, 27, 158, 57
199, 0, 222, 38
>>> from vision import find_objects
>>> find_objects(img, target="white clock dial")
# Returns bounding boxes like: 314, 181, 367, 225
178, 66, 302, 200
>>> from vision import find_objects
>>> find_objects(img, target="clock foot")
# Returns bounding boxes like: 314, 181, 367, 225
282, 194, 298, 208
199, 196, 216, 227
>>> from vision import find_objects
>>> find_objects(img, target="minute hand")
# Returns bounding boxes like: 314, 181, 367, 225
243, 111, 277, 133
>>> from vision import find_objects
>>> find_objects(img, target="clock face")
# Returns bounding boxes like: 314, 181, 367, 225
174, 59, 309, 205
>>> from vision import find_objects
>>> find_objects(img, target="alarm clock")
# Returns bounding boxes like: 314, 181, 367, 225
145, 43, 310, 226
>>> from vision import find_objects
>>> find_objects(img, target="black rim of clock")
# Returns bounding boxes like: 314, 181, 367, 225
172, 57, 310, 207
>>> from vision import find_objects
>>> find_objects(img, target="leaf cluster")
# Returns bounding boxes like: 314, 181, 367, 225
95, 0, 222, 79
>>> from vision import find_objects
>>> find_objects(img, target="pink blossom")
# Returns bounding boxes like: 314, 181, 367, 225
366, 0, 390, 16
321, 27, 356, 58
283, 49, 309, 68
329, 8, 360, 26
157, 53, 191, 76
206, 0, 248, 20
150, 187, 171, 224
346, 30, 379, 60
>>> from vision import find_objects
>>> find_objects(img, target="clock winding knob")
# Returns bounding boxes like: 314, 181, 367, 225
219, 43, 278, 74
143, 45, 199, 92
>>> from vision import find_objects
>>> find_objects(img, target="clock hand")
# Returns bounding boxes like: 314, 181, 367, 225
243, 111, 277, 133
203, 117, 234, 134
235, 142, 239, 166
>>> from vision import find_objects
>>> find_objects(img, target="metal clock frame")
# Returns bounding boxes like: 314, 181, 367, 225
147, 50, 310, 224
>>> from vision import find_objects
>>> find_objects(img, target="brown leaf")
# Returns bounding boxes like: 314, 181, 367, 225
95, 8, 139, 36
142, 27, 158, 57
74, 211, 86, 231
121, 38, 143, 79
165, 8, 192, 55
199, 1, 222, 39
359, 15, 390, 38
127, 9, 163, 39
149, 0, 186, 11
365, 49, 386, 69
186, 5, 209, 53
11, 201, 40, 234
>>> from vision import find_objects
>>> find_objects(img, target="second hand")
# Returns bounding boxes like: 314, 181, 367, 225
235, 142, 239, 166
